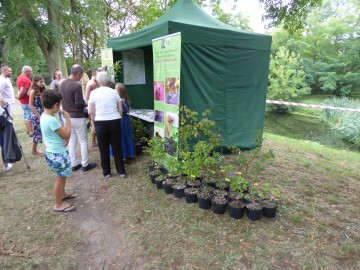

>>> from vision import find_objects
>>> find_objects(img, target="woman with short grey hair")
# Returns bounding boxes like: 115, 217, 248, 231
88, 72, 126, 178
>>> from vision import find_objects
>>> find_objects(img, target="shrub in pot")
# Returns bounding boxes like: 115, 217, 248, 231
149, 169, 163, 184
259, 183, 281, 218
246, 202, 263, 221
228, 175, 249, 202
197, 186, 213, 209
162, 178, 175, 194
154, 175, 166, 189
228, 200, 245, 219
211, 195, 228, 214
144, 136, 166, 170
184, 187, 199, 203
173, 177, 187, 199
130, 118, 148, 155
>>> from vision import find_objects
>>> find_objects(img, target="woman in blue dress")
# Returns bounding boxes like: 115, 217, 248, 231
115, 83, 134, 161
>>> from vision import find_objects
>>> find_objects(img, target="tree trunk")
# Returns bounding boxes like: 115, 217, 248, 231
21, 0, 68, 77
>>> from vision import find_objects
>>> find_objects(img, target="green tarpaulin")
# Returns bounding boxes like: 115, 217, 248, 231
108, 0, 272, 149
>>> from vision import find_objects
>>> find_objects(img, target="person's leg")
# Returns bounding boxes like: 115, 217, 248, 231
68, 118, 79, 167
54, 176, 66, 208
53, 176, 75, 211
21, 104, 34, 135
110, 119, 126, 175
32, 117, 43, 154
45, 152, 75, 211
76, 118, 89, 167
95, 121, 111, 176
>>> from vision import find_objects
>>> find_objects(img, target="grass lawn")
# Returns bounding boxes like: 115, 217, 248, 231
0, 99, 359, 269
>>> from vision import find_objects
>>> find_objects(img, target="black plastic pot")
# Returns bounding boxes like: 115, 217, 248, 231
162, 179, 175, 194
154, 177, 165, 189
173, 183, 186, 198
246, 203, 263, 221
197, 192, 212, 209
228, 201, 245, 219
184, 188, 198, 203
149, 169, 162, 184
211, 196, 228, 214
262, 200, 278, 218
135, 142, 143, 156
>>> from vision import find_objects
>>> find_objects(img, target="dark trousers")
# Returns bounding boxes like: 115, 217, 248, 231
95, 119, 125, 176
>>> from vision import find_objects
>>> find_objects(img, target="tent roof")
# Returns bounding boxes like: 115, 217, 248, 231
108, 0, 270, 51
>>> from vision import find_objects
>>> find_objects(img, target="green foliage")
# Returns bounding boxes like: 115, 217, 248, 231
178, 106, 221, 178
211, 4, 252, 31
260, 182, 282, 201
113, 60, 122, 83
259, 0, 323, 33
270, 0, 360, 97
267, 47, 311, 111
144, 136, 166, 164
229, 174, 249, 196
130, 118, 148, 143
231, 135, 275, 181
321, 97, 360, 147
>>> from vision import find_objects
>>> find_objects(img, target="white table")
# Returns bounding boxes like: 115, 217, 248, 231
128, 109, 155, 122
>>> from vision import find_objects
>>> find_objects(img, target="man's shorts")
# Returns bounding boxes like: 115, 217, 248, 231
45, 151, 72, 177
21, 104, 32, 121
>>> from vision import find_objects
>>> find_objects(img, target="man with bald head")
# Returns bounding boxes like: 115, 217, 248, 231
0, 65, 15, 117
16, 65, 34, 136
59, 64, 96, 172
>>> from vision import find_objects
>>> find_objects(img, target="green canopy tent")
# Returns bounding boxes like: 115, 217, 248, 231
108, 0, 272, 149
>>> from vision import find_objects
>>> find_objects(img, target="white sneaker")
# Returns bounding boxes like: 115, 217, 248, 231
3, 163, 13, 172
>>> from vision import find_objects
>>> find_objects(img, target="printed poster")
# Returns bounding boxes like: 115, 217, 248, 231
152, 33, 181, 157
101, 48, 114, 80
122, 49, 146, 85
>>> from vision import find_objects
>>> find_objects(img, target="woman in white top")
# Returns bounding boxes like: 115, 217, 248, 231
88, 72, 126, 178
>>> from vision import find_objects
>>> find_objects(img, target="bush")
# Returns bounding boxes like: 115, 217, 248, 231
321, 97, 360, 147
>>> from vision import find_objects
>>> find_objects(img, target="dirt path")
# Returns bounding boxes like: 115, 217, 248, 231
66, 154, 146, 270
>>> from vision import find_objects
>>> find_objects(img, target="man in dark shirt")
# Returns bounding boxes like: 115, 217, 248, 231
59, 64, 96, 172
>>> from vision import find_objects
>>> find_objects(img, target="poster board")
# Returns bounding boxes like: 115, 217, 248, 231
101, 48, 114, 81
122, 49, 146, 85
152, 33, 181, 157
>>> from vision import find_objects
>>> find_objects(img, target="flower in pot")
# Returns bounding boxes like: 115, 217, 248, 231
260, 183, 281, 218
244, 183, 263, 221
226, 173, 249, 219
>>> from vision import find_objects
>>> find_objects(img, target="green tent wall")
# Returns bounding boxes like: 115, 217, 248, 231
108, 0, 272, 149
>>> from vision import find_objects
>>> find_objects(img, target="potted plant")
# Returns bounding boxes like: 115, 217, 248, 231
244, 183, 263, 221
172, 176, 187, 199
260, 183, 281, 218
162, 155, 181, 195
154, 174, 166, 189
197, 185, 213, 210
211, 195, 228, 214
227, 174, 248, 219
130, 118, 148, 155
149, 169, 163, 184
144, 136, 166, 172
